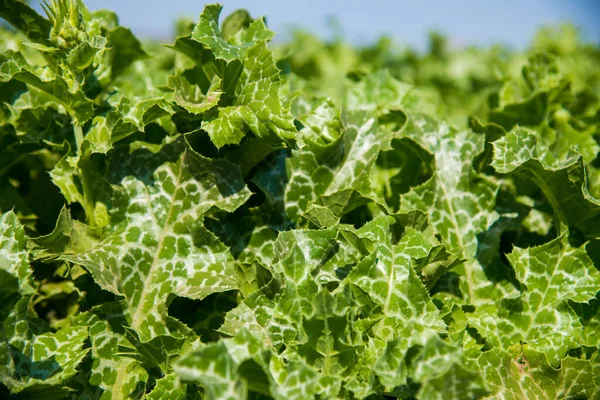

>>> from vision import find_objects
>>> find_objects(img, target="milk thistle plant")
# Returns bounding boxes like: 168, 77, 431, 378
1, 0, 600, 398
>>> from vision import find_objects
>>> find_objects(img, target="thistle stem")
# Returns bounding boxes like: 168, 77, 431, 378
74, 122, 96, 227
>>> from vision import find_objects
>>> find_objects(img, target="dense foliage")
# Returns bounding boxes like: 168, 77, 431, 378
2, 0, 600, 398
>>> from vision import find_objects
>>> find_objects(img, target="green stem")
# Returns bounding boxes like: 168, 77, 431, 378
530, 171, 567, 237
73, 121, 84, 153
73, 122, 96, 227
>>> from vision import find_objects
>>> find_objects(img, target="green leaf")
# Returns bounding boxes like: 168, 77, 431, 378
5, 90, 72, 145
190, 4, 273, 63
0, 51, 95, 124
488, 53, 566, 130
413, 336, 489, 399
48, 147, 111, 228
285, 111, 387, 226
398, 114, 499, 303
70, 302, 149, 399
85, 95, 174, 153
342, 217, 468, 392
346, 70, 437, 118
169, 73, 222, 115
215, 227, 364, 397
0, 210, 33, 295
470, 235, 600, 365
58, 138, 251, 341
28, 205, 99, 261
346, 218, 445, 341
202, 40, 296, 148
0, 297, 88, 395
169, 6, 293, 149
176, 329, 319, 400
491, 126, 600, 237
400, 114, 498, 258
477, 346, 600, 399
0, 0, 52, 44
0, 213, 87, 395
65, 37, 106, 72
221, 9, 252, 43
102, 26, 148, 82
146, 373, 188, 400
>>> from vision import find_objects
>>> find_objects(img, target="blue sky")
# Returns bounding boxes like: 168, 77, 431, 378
32, 0, 600, 49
